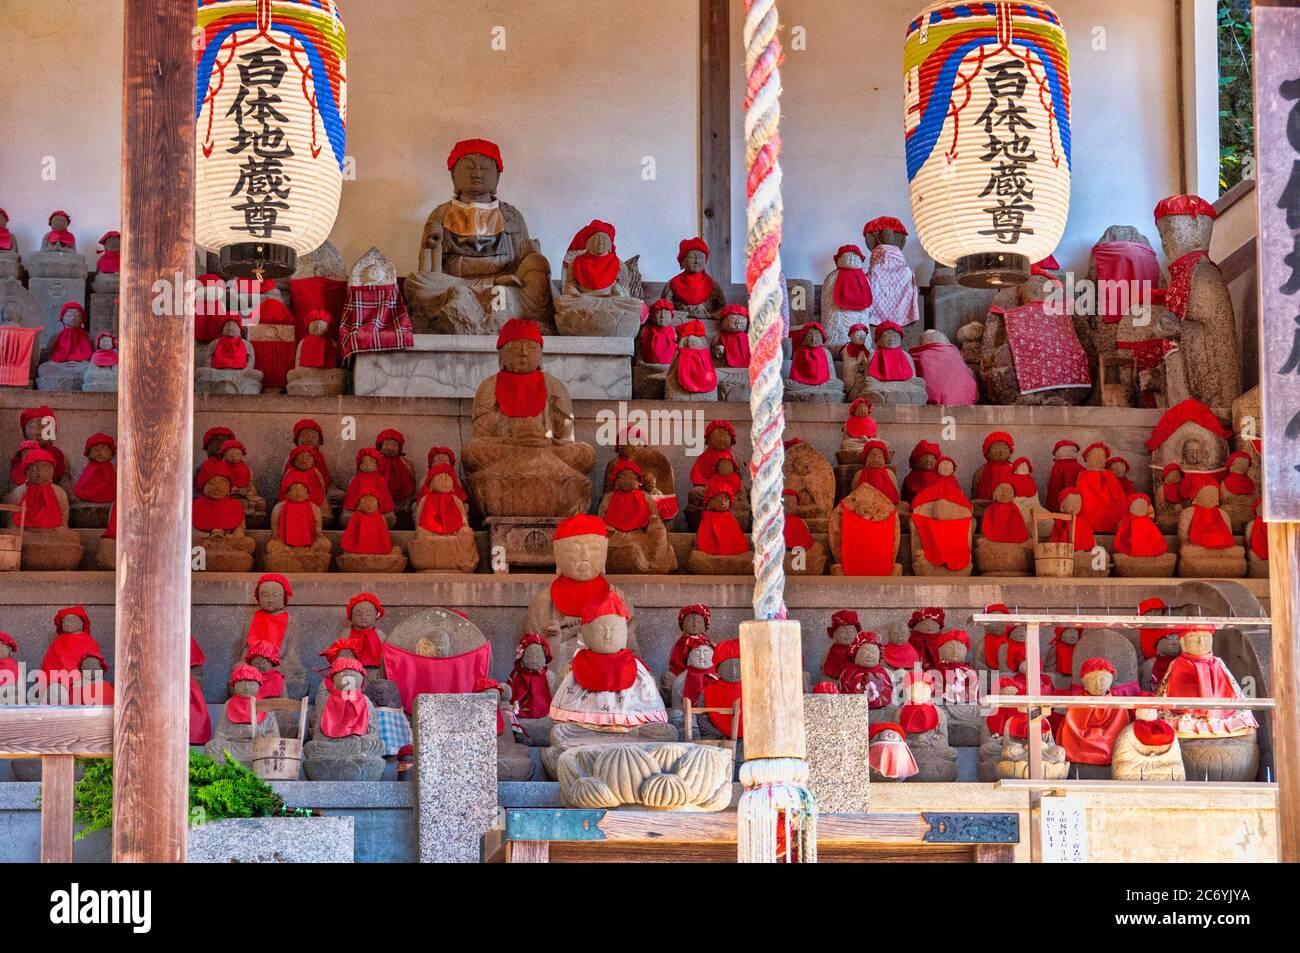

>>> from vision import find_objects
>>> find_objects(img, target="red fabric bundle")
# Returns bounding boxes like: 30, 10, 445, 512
192, 494, 244, 532
550, 575, 610, 618
784, 512, 814, 551
418, 491, 464, 534
189, 677, 212, 745
1076, 468, 1130, 533
50, 327, 92, 363
855, 464, 900, 504
210, 335, 248, 370
1251, 514, 1269, 561
697, 509, 748, 556
718, 330, 750, 368
275, 499, 317, 547
1189, 505, 1234, 548
248, 298, 297, 390
341, 509, 392, 554
833, 262, 872, 311
640, 322, 678, 364
1051, 510, 1095, 552
571, 648, 638, 692
289, 277, 348, 336
822, 643, 853, 680
1115, 511, 1167, 557
701, 678, 743, 737
899, 703, 939, 734
980, 498, 1029, 543
1059, 706, 1129, 765
790, 330, 830, 385
674, 341, 717, 393
382, 641, 491, 714
320, 689, 369, 738
838, 507, 898, 576
668, 270, 713, 306
495, 370, 548, 417
605, 489, 652, 532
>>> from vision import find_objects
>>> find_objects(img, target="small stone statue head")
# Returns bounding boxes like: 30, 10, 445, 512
1058, 488, 1082, 516
221, 442, 245, 467
680, 606, 709, 636
247, 643, 277, 675
552, 514, 610, 582
886, 625, 909, 647
847, 324, 870, 350
909, 612, 940, 638
204, 430, 230, 457
296, 424, 323, 449
642, 471, 659, 495
429, 448, 453, 468
876, 327, 902, 349
500, 336, 542, 375
1228, 453, 1250, 476
220, 318, 242, 339
830, 620, 860, 647
873, 726, 905, 745
798, 324, 825, 349
1129, 495, 1152, 517
1155, 197, 1215, 258
715, 641, 742, 682
613, 466, 641, 493
863, 441, 888, 469
49, 211, 70, 232
475, 678, 504, 706
57, 608, 87, 635
230, 669, 261, 699
1058, 626, 1081, 647
60, 303, 86, 330
333, 665, 364, 694
79, 653, 103, 677
1179, 628, 1214, 657
849, 396, 873, 419
704, 420, 735, 453
449, 147, 501, 202
378, 434, 402, 458
649, 302, 675, 327
1012, 457, 1033, 480
1155, 632, 1181, 658
863, 218, 907, 251
290, 448, 315, 472
704, 485, 733, 513
1108, 457, 1130, 482
1054, 440, 1079, 462
580, 599, 630, 655
720, 305, 748, 334
521, 641, 548, 672
24, 457, 55, 487
713, 455, 737, 481
935, 457, 956, 479
686, 643, 715, 671
1080, 658, 1116, 696
991, 482, 1016, 505
102, 232, 120, 252
348, 594, 380, 630
1008, 624, 1027, 645
1082, 443, 1108, 470
852, 639, 881, 669
428, 469, 455, 494
357, 449, 379, 474
0, 639, 12, 661
255, 576, 288, 613
203, 474, 232, 501
1192, 483, 1221, 508
835, 246, 865, 270
416, 629, 451, 658
985, 435, 1012, 463
937, 633, 969, 665
583, 230, 613, 257
679, 244, 708, 275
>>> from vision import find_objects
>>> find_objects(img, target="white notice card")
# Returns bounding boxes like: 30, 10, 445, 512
1040, 795, 1087, 863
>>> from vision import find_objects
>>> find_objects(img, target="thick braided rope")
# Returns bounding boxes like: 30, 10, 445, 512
743, 0, 787, 623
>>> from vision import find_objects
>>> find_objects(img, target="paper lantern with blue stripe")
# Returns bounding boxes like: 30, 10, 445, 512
195, 0, 347, 279
904, 2, 1071, 287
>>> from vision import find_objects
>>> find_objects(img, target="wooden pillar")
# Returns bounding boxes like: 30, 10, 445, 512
1253, 0, 1300, 863
111, 0, 196, 863
699, 0, 732, 283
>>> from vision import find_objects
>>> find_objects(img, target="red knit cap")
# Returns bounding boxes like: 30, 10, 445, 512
863, 216, 908, 236
1080, 657, 1116, 677
938, 629, 971, 649
447, 138, 503, 172
678, 604, 711, 628
473, 677, 501, 693
835, 244, 866, 261
873, 320, 903, 343
495, 318, 543, 350
0, 631, 17, 652
581, 590, 631, 624
346, 592, 384, 620
230, 664, 263, 685
704, 419, 735, 441
329, 657, 367, 680
375, 428, 405, 451
219, 439, 246, 456
20, 405, 56, 436
293, 419, 323, 443
908, 606, 945, 629
713, 639, 741, 664
554, 514, 608, 540
1138, 597, 1167, 616
245, 640, 281, 665
54, 606, 91, 633
255, 573, 293, 602
1154, 195, 1216, 221
609, 458, 643, 482
426, 446, 456, 467
828, 609, 861, 636
812, 681, 840, 694
983, 431, 1014, 455
83, 433, 116, 457
869, 722, 905, 739
677, 237, 709, 263
719, 304, 748, 320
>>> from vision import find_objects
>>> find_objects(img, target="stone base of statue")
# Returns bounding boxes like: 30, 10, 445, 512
404, 261, 555, 336
81, 364, 118, 392
336, 547, 409, 573
996, 742, 1071, 780
264, 538, 333, 574
497, 731, 536, 781
236, 495, 268, 530
354, 333, 632, 399
606, 528, 677, 574
663, 373, 717, 402
1178, 544, 1246, 578
685, 548, 754, 575
946, 704, 982, 748
912, 745, 959, 782
856, 377, 929, 406
1180, 732, 1259, 782
1248, 550, 1268, 579
786, 376, 844, 403
786, 540, 829, 576
286, 367, 347, 397
715, 367, 750, 402
69, 500, 112, 530
35, 361, 87, 392
974, 537, 1034, 576
1113, 552, 1178, 578
517, 716, 553, 747
910, 548, 972, 578
95, 536, 115, 570
91, 272, 119, 296
303, 731, 386, 781
407, 530, 478, 573
1222, 494, 1255, 534
29, 252, 87, 281
205, 715, 280, 770
554, 294, 644, 337
465, 449, 593, 519
1072, 550, 1111, 578
0, 253, 22, 281
193, 533, 256, 573
541, 721, 679, 778
556, 742, 732, 811
89, 290, 118, 339
20, 527, 83, 571
194, 367, 263, 395
632, 362, 668, 399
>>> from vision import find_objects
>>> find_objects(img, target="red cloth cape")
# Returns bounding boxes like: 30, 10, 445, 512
257, 670, 284, 699
881, 641, 921, 669
246, 611, 289, 652
981, 500, 1029, 543
275, 499, 316, 547
211, 336, 248, 370
571, 252, 620, 291
382, 641, 491, 714
508, 668, 552, 720
495, 370, 548, 417
682, 665, 719, 704
192, 495, 243, 533
16, 483, 62, 528
791, 344, 830, 385
417, 492, 464, 534
839, 664, 892, 708
784, 513, 814, 551
1251, 517, 1269, 561
1115, 512, 1167, 556
551, 575, 610, 618
822, 643, 853, 680
1189, 505, 1234, 548
844, 415, 877, 439
833, 266, 872, 311
668, 271, 713, 306
718, 330, 750, 368
1059, 705, 1129, 765
1045, 459, 1083, 511
344, 472, 394, 513
1092, 240, 1160, 323
377, 454, 416, 501
910, 511, 972, 572
855, 466, 900, 504
640, 323, 677, 364
320, 689, 369, 738
279, 466, 326, 506
974, 460, 1014, 501
675, 345, 717, 393
1134, 719, 1176, 746
899, 703, 939, 734
571, 648, 638, 692
189, 677, 212, 745
1162, 653, 1239, 713
341, 509, 393, 554
697, 510, 748, 556
700, 679, 743, 737
40, 632, 104, 683
50, 327, 93, 363
839, 506, 898, 575
1076, 469, 1129, 533
224, 696, 266, 725
298, 334, 337, 368
690, 448, 731, 487
868, 347, 913, 382
605, 489, 652, 532
1051, 514, 1095, 552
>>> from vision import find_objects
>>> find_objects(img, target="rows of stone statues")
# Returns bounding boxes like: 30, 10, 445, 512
2, 140, 1243, 416
0, 380, 1265, 581
0, 571, 1258, 790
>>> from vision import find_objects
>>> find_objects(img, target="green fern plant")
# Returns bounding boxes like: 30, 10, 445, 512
69, 751, 288, 841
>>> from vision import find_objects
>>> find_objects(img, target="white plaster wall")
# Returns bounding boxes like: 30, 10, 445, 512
728, 0, 1188, 282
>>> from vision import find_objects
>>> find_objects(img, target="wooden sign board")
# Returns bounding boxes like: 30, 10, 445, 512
1257, 6, 1300, 519
1040, 795, 1088, 863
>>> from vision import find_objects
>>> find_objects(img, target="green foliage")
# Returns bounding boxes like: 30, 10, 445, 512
69, 751, 287, 842
1217, 0, 1254, 193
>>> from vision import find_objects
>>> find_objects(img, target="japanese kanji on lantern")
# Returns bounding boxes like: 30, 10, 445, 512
904, 2, 1071, 288
195, 0, 348, 279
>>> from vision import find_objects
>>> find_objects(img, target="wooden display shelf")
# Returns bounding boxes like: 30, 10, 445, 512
484, 808, 1020, 863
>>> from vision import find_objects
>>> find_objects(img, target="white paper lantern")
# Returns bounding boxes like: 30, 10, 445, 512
904, 2, 1071, 287
195, 0, 347, 278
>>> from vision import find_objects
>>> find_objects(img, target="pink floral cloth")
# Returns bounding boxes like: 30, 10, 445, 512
867, 245, 919, 328
1001, 301, 1091, 394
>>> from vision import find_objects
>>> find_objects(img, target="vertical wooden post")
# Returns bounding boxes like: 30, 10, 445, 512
40, 755, 75, 864
1025, 621, 1042, 781
699, 0, 732, 284
111, 0, 195, 863
1253, 0, 1300, 864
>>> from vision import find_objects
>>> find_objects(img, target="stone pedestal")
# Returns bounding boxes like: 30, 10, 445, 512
354, 333, 633, 399
485, 516, 563, 572
931, 283, 995, 341
28, 277, 87, 348
414, 693, 497, 863
89, 291, 119, 339
803, 694, 871, 812
187, 816, 354, 863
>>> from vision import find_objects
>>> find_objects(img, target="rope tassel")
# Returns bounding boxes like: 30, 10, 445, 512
737, 758, 818, 863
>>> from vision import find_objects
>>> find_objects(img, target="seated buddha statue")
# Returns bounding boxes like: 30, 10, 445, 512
230, 574, 306, 700
974, 481, 1034, 575
686, 481, 753, 574
664, 237, 726, 319
600, 426, 677, 523
205, 666, 278, 768
1177, 484, 1246, 578
1157, 627, 1258, 781
278, 444, 332, 526
10, 406, 70, 494
264, 474, 333, 573
830, 479, 902, 578
213, 439, 266, 528
837, 397, 878, 465
1111, 702, 1186, 781
342, 448, 396, 529
837, 632, 892, 709
555, 220, 644, 337
1057, 658, 1130, 775
543, 592, 676, 776
374, 429, 418, 524
782, 488, 827, 575
687, 419, 743, 515
820, 245, 873, 350
597, 459, 676, 574
933, 629, 981, 746
664, 319, 719, 400
1045, 439, 1083, 511
1137, 597, 1182, 692
285, 312, 345, 397
662, 604, 713, 700
1219, 450, 1257, 533
669, 637, 718, 713
1113, 493, 1176, 576
194, 318, 263, 395
908, 458, 974, 576
786, 322, 842, 403
7, 449, 82, 571
29, 210, 86, 278
37, 302, 93, 391
462, 318, 595, 517
821, 610, 862, 682
857, 321, 927, 405
839, 323, 874, 398
191, 472, 256, 573
407, 464, 477, 573
303, 658, 386, 781
508, 632, 556, 743
1009, 456, 1041, 521
70, 432, 116, 529
331, 593, 402, 710
784, 438, 835, 532
404, 139, 554, 334
970, 431, 1016, 512
898, 674, 958, 781
1053, 487, 1105, 577
901, 439, 941, 504
1076, 441, 1130, 533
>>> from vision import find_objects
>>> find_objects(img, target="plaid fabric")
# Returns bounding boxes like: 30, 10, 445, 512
339, 283, 414, 361
375, 706, 413, 756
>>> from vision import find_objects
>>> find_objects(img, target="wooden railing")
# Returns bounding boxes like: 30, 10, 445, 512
0, 706, 113, 862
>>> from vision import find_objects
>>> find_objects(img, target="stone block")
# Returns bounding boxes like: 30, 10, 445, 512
353, 333, 633, 400
27, 277, 86, 351
187, 816, 354, 862
804, 694, 871, 813
484, 516, 564, 572
414, 693, 497, 863
88, 292, 118, 339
